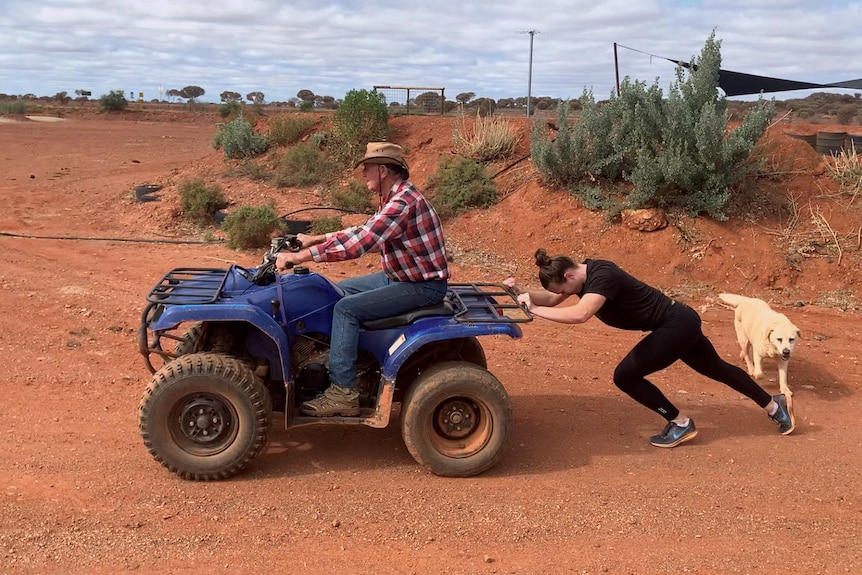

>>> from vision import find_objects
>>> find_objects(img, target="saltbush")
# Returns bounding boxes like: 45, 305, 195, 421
221, 203, 285, 249
212, 116, 268, 159
178, 179, 229, 225
427, 157, 497, 220
530, 31, 775, 220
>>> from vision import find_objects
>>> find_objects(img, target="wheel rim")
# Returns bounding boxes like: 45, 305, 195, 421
430, 396, 492, 458
171, 393, 238, 456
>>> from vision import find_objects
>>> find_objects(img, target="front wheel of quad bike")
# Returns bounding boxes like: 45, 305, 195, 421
174, 322, 204, 356
400, 361, 512, 478
138, 353, 272, 481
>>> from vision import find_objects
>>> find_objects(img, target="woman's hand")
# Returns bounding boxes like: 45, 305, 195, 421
517, 292, 533, 311
502, 277, 521, 294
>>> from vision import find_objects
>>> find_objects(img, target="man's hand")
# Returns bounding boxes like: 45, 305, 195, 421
295, 233, 315, 247
276, 251, 303, 272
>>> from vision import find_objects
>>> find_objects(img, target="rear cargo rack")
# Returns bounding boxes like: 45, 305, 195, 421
146, 267, 231, 304
447, 282, 532, 323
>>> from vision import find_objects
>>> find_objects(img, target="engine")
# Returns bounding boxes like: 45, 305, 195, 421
290, 334, 381, 407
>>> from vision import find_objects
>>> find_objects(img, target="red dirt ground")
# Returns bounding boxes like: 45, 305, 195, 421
1, 110, 860, 575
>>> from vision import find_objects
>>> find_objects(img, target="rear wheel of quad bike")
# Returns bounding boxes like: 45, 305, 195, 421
138, 353, 272, 481
400, 361, 512, 478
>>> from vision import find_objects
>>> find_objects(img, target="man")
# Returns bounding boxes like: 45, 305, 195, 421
276, 142, 449, 416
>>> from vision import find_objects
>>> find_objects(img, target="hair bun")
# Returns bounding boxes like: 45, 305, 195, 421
534, 247, 550, 267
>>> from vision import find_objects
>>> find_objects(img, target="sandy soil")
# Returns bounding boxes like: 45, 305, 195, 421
1, 110, 860, 574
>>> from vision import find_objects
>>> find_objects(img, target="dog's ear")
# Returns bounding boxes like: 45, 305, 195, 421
793, 325, 801, 339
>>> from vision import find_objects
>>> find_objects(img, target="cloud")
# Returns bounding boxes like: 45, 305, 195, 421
0, 0, 859, 102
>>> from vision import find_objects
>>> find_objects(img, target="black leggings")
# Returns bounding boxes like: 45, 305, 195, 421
612, 302, 772, 421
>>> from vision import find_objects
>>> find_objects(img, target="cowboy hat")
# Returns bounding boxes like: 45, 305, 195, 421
355, 142, 409, 174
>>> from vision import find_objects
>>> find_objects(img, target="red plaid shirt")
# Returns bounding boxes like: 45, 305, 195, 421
309, 180, 449, 282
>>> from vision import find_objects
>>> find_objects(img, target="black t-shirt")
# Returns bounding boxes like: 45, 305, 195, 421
578, 259, 674, 331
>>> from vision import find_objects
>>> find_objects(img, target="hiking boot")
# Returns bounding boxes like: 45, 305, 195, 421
300, 384, 360, 417
769, 394, 795, 435
649, 419, 698, 448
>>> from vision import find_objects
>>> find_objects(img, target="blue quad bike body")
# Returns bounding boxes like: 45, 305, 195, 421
137, 236, 531, 480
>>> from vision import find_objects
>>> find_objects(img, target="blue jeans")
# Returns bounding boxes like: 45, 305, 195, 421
328, 272, 448, 389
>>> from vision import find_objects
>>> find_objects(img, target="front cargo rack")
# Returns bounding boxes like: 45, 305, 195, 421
447, 282, 532, 323
146, 267, 232, 305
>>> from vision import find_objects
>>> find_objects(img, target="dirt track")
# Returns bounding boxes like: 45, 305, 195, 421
1, 114, 860, 574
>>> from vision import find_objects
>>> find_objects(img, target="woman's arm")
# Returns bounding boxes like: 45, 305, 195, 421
527, 292, 606, 325
524, 289, 569, 307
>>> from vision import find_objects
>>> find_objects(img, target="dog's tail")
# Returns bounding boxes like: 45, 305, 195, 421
718, 293, 748, 307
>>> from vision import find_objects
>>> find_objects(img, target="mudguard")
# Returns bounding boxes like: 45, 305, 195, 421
381, 317, 523, 379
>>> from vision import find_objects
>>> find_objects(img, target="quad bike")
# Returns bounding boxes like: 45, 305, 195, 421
137, 235, 531, 480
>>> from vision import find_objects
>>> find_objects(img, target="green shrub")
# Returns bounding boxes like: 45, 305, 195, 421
275, 141, 334, 187
299, 101, 314, 112
836, 105, 856, 125
329, 180, 374, 213
311, 215, 343, 234
99, 90, 128, 112
427, 157, 498, 219
178, 179, 229, 225
212, 116, 268, 159
268, 114, 315, 147
453, 112, 520, 162
221, 203, 285, 249
530, 31, 774, 220
531, 99, 592, 187
218, 100, 241, 119
231, 159, 270, 182
0, 100, 26, 114
331, 89, 389, 166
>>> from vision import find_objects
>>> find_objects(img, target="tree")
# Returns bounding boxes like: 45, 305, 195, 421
166, 89, 181, 102
178, 85, 205, 103
415, 91, 442, 113
246, 91, 265, 105
220, 91, 242, 103
455, 92, 475, 105
297, 89, 315, 104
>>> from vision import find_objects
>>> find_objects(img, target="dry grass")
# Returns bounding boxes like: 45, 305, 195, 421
453, 112, 520, 163
825, 143, 862, 205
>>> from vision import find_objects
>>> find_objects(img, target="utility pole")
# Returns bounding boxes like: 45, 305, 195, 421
520, 30, 539, 117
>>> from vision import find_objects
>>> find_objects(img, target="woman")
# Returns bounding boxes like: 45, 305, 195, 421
507, 248, 795, 447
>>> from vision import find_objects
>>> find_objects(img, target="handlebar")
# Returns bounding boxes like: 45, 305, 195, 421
249, 235, 302, 284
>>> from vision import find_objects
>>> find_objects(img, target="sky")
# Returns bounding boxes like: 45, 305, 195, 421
1, 0, 860, 104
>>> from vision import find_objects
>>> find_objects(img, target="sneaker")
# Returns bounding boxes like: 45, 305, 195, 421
300, 384, 360, 417
769, 394, 795, 435
649, 419, 698, 448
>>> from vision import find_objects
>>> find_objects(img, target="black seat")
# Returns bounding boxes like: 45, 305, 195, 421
361, 301, 455, 330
